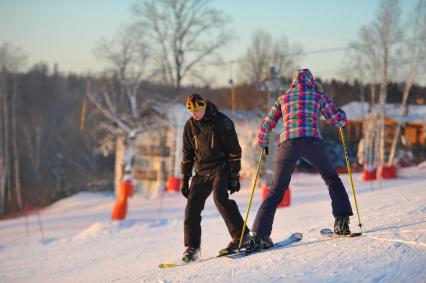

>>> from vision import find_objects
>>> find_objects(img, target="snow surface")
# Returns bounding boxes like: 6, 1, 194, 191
1, 167, 426, 283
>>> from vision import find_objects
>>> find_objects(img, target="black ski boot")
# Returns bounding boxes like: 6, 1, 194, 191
334, 216, 351, 235
246, 233, 273, 252
182, 246, 200, 263
219, 233, 250, 255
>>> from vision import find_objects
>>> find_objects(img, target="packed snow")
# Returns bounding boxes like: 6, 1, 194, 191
1, 166, 426, 283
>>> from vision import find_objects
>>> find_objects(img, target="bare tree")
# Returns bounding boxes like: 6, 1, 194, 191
343, 30, 382, 98
271, 35, 304, 78
93, 25, 161, 135
342, 25, 382, 172
95, 25, 151, 119
85, 78, 164, 193
388, 0, 426, 166
132, 0, 233, 93
0, 43, 26, 71
239, 29, 303, 84
92, 25, 167, 192
0, 42, 27, 213
375, 0, 403, 169
240, 30, 273, 84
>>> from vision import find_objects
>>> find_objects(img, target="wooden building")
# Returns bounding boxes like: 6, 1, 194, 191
342, 102, 426, 147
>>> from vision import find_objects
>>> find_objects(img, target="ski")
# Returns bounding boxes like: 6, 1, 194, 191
226, 232, 303, 259
158, 252, 233, 269
158, 232, 302, 268
320, 228, 362, 238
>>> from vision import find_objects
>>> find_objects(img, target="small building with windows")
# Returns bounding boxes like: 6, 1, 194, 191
341, 101, 426, 147
129, 103, 188, 197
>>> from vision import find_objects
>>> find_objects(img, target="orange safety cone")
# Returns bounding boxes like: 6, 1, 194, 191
112, 177, 134, 220
165, 176, 181, 192
261, 186, 291, 208
362, 168, 377, 181
377, 165, 397, 179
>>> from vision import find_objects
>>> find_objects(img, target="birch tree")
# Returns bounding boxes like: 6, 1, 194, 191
343, 27, 382, 171
346, 0, 403, 170
93, 26, 164, 192
388, 0, 426, 166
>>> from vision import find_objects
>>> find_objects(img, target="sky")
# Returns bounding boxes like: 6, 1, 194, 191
0, 0, 419, 86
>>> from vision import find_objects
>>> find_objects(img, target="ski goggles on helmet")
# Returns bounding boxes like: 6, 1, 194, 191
186, 95, 206, 111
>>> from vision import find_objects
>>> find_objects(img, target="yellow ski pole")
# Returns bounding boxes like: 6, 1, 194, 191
238, 148, 265, 251
339, 127, 363, 232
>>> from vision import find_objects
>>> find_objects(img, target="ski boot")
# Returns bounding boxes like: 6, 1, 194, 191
334, 215, 351, 235
246, 232, 273, 252
219, 233, 250, 255
182, 246, 200, 263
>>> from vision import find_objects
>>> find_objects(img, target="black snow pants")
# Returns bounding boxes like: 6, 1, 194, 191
184, 165, 248, 248
252, 137, 353, 237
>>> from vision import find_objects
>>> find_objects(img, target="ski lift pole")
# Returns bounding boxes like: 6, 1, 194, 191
238, 148, 265, 251
339, 127, 363, 232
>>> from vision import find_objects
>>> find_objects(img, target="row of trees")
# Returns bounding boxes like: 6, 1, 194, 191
0, 44, 27, 213
0, 53, 120, 215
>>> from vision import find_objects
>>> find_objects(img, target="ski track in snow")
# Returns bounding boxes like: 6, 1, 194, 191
0, 167, 425, 282
366, 234, 426, 248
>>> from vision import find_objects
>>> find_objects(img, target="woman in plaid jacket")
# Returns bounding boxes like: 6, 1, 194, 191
249, 69, 354, 250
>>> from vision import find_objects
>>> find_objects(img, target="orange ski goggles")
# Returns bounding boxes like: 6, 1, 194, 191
186, 96, 206, 111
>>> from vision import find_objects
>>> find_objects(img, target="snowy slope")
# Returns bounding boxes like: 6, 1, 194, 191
1, 166, 425, 283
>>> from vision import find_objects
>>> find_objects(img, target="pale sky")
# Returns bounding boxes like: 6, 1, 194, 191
0, 0, 419, 86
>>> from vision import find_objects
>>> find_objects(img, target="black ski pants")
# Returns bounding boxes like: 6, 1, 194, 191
184, 165, 248, 248
252, 138, 353, 237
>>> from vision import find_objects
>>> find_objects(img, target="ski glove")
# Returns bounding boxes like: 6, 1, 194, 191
258, 140, 269, 155
336, 108, 346, 128
229, 172, 240, 194
263, 147, 269, 155
181, 174, 191, 198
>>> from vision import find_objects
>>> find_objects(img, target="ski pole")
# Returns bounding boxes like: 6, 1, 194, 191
24, 202, 29, 237
238, 148, 265, 251
339, 127, 363, 232
157, 185, 166, 219
36, 207, 45, 243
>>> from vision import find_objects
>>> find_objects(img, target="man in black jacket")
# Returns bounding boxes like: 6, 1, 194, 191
180, 93, 249, 262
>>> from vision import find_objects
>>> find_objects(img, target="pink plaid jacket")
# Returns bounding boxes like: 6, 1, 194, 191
258, 69, 346, 147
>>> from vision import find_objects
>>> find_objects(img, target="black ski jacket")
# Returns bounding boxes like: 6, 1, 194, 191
181, 101, 242, 176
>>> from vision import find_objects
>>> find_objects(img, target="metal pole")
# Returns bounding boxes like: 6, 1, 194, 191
36, 208, 45, 243
238, 148, 265, 250
339, 127, 363, 232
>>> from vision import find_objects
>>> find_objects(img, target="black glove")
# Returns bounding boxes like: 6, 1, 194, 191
180, 175, 191, 198
263, 146, 269, 155
229, 172, 240, 194
336, 108, 347, 128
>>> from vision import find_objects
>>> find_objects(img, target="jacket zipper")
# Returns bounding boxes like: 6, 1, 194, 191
194, 135, 198, 150
211, 132, 214, 148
